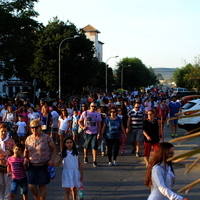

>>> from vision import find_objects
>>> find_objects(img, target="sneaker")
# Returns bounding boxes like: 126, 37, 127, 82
175, 134, 178, 137
120, 152, 125, 155
132, 149, 136, 154
93, 161, 98, 167
135, 153, 140, 157
171, 134, 175, 138
84, 157, 88, 164
108, 162, 112, 166
113, 161, 118, 166
101, 152, 105, 157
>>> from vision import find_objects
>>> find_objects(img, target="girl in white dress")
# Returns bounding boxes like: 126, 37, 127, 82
55, 137, 83, 200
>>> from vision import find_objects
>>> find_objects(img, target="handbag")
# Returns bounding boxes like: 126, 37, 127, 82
41, 115, 48, 131
41, 125, 47, 130
78, 126, 84, 134
0, 165, 7, 173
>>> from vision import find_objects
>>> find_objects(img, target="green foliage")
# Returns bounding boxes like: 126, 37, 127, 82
30, 18, 107, 97
115, 57, 158, 90
0, 0, 40, 80
173, 61, 200, 89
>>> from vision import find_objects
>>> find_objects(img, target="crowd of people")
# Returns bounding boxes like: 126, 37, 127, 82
0, 88, 189, 200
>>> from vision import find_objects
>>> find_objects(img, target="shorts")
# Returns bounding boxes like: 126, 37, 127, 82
170, 118, 178, 125
144, 141, 159, 157
84, 133, 98, 150
72, 130, 78, 136
10, 177, 28, 194
42, 127, 51, 134
58, 129, 71, 136
51, 128, 58, 133
130, 129, 143, 142
28, 163, 50, 185
17, 132, 25, 137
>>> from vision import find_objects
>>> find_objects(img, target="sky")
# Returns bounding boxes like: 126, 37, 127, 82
34, 0, 200, 69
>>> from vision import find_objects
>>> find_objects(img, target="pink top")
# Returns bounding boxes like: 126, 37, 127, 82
7, 156, 26, 179
25, 133, 53, 164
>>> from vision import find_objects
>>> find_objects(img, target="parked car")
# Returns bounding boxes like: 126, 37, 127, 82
15, 92, 32, 101
181, 95, 200, 105
178, 99, 200, 132
172, 87, 188, 95
176, 91, 197, 99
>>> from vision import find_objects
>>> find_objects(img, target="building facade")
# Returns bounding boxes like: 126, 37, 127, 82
81, 24, 104, 62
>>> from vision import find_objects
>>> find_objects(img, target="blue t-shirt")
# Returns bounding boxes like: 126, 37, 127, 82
168, 101, 181, 117
104, 117, 122, 139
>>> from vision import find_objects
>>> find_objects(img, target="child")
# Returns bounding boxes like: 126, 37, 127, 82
54, 137, 83, 200
72, 109, 80, 148
7, 143, 28, 200
15, 115, 27, 144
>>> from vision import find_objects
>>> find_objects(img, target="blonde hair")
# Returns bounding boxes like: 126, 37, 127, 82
30, 119, 42, 127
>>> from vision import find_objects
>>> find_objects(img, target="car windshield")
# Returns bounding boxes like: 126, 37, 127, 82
182, 102, 196, 110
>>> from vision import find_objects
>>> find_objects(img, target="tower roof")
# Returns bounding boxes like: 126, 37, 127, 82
82, 24, 101, 33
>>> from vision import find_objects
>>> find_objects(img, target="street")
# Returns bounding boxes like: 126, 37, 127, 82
19, 125, 200, 200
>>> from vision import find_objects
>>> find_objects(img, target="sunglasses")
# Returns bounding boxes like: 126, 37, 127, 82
61, 110, 66, 111
30, 126, 39, 129
135, 107, 140, 108
91, 106, 96, 108
110, 111, 116, 113
118, 110, 122, 111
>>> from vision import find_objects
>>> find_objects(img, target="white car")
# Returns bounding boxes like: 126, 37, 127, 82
178, 99, 200, 132
172, 87, 188, 96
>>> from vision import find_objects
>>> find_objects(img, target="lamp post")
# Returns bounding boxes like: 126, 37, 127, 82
105, 56, 119, 93
58, 35, 80, 100
121, 65, 131, 89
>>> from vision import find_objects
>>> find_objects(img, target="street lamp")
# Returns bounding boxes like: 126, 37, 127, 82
121, 65, 131, 89
58, 35, 80, 100
105, 56, 119, 93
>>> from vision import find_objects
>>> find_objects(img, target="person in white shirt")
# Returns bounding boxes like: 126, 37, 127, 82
27, 107, 40, 126
145, 142, 189, 200
58, 109, 72, 152
50, 106, 59, 144
15, 115, 27, 144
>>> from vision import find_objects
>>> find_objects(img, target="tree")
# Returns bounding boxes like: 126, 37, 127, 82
173, 62, 200, 89
30, 18, 107, 97
0, 0, 40, 80
115, 57, 158, 90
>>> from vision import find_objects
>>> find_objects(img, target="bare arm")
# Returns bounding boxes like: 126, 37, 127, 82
48, 140, 57, 166
78, 156, 83, 182
54, 156, 63, 167
126, 117, 130, 133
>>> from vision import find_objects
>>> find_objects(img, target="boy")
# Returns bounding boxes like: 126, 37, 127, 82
7, 143, 28, 200
15, 115, 27, 144
72, 109, 80, 148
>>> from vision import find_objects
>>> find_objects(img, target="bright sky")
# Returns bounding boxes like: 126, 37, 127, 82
34, 0, 200, 69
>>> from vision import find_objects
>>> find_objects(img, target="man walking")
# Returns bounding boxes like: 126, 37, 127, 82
126, 103, 144, 157
168, 96, 181, 138
78, 102, 102, 167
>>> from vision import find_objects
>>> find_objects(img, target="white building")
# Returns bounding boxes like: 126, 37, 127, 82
0, 76, 30, 98
81, 24, 104, 62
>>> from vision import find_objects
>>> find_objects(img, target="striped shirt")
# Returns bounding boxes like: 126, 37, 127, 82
128, 109, 144, 129
7, 156, 26, 179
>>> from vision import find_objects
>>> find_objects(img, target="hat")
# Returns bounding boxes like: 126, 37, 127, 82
115, 102, 121, 106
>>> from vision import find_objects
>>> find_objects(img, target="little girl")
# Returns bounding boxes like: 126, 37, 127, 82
55, 137, 83, 200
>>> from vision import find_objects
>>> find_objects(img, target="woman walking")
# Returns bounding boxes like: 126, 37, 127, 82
143, 110, 160, 167
145, 142, 189, 200
101, 107, 126, 166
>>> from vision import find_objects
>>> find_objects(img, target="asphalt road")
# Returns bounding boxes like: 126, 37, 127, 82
17, 125, 200, 200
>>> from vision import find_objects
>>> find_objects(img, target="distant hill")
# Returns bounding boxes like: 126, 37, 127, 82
153, 68, 176, 80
